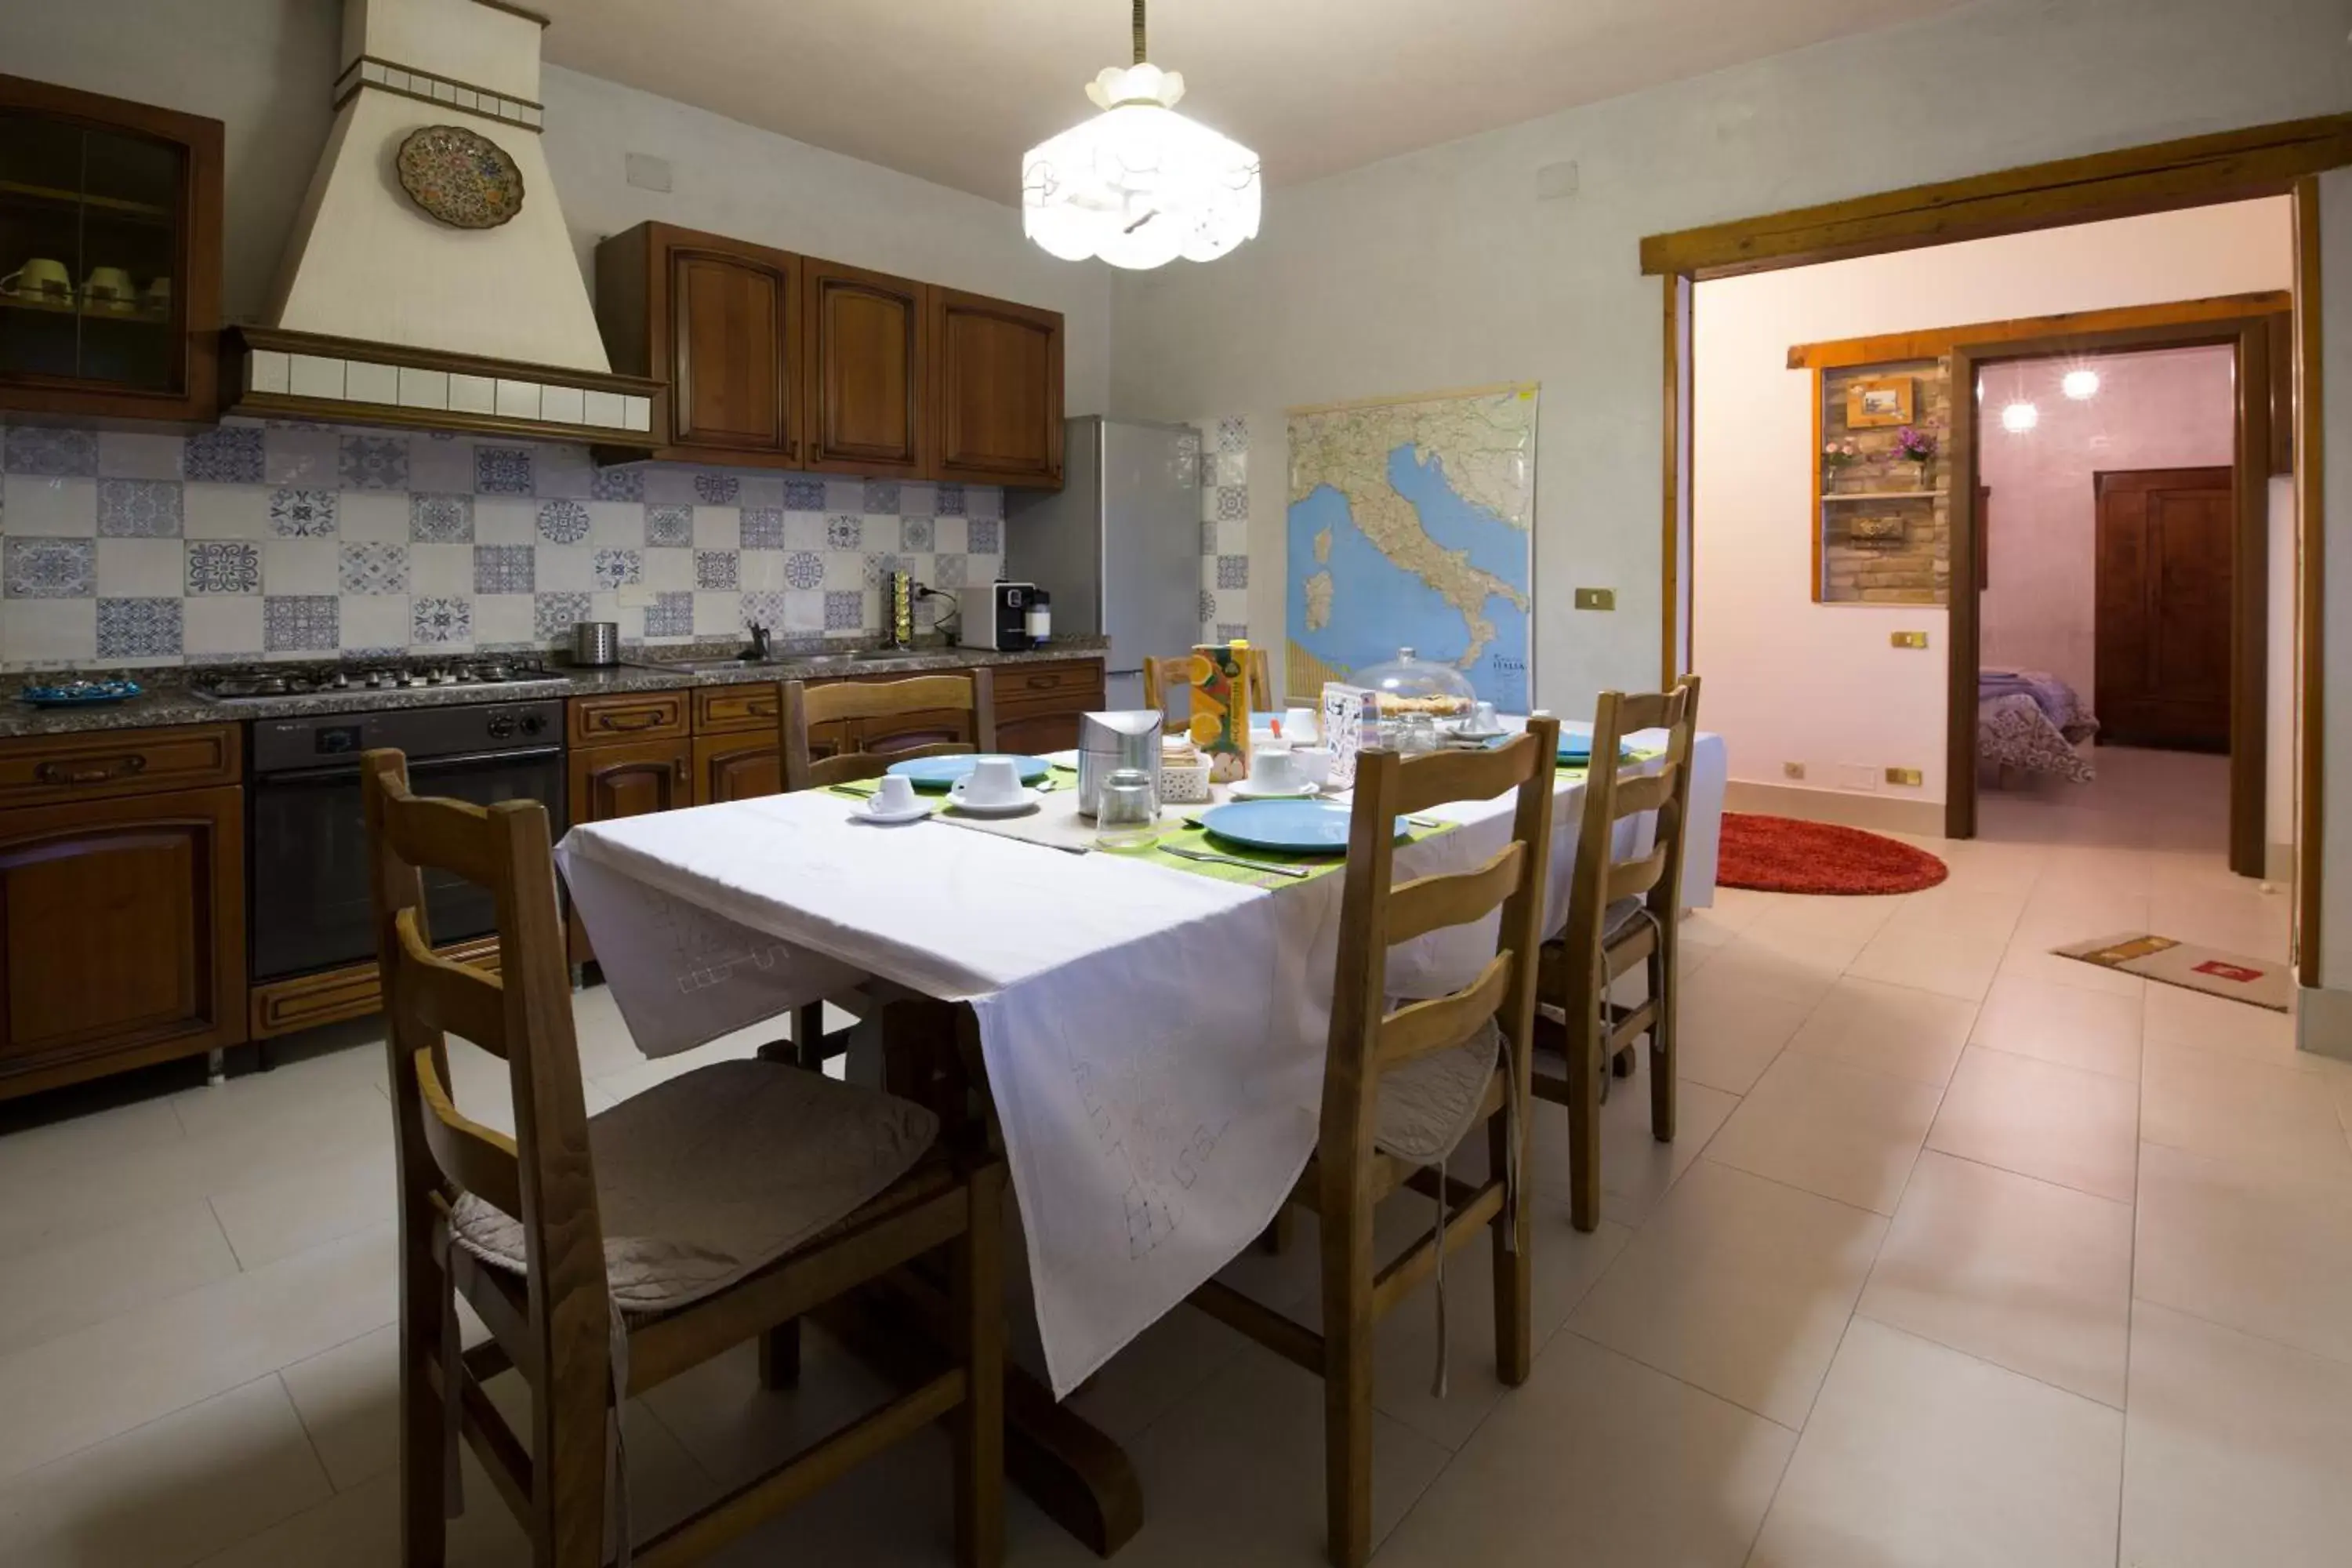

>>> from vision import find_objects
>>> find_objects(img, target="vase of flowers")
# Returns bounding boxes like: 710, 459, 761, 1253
1895, 425, 1939, 490
1821, 439, 1861, 491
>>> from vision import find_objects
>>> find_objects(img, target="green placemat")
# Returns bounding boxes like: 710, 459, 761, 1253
1116, 815, 1461, 887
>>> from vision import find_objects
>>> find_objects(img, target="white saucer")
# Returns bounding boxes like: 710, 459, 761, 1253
945, 789, 1041, 817
854, 800, 932, 825
1450, 726, 1508, 742
1227, 779, 1319, 800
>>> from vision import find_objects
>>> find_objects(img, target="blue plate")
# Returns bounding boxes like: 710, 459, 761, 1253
17, 678, 141, 707
885, 753, 1053, 790
1199, 798, 1409, 855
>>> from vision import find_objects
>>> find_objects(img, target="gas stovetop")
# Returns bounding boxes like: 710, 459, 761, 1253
190, 656, 572, 704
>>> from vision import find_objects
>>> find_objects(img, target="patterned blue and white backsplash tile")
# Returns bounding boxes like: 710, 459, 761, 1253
0, 418, 1004, 670
1195, 416, 1249, 644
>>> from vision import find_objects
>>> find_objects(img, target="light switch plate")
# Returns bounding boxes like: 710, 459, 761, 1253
1783, 761, 1806, 780
1573, 587, 1616, 612
616, 587, 654, 608
1890, 630, 1929, 649
1885, 767, 1924, 787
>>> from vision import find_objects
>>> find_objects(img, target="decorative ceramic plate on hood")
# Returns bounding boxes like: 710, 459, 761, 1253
395, 125, 524, 230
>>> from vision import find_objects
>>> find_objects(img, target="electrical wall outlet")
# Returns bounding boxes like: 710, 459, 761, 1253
1573, 587, 1616, 611
1783, 761, 1806, 780
1885, 767, 1925, 787
1889, 630, 1929, 649
1838, 764, 1879, 791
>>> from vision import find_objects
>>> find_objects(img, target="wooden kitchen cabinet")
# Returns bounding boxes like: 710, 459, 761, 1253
0, 72, 224, 424
594, 222, 804, 466
693, 732, 781, 804
993, 659, 1106, 755
930, 286, 1064, 488
803, 259, 927, 477
569, 736, 693, 827
0, 782, 245, 1099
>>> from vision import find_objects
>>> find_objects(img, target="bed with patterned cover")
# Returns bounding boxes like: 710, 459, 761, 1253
1979, 668, 2099, 784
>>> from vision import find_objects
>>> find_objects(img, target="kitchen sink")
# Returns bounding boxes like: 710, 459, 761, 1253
622, 646, 939, 677
625, 656, 756, 674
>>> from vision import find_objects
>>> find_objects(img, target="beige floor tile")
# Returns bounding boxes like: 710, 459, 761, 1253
1747, 1317, 2121, 1568
1970, 972, 2144, 1080
209, 1145, 395, 1272
1374, 1334, 1794, 1568
0, 1094, 187, 1189
1672, 972, 1814, 1095
0, 1223, 397, 1481
1784, 975, 1978, 1087
2135, 1139, 2352, 1367
1858, 1150, 2131, 1406
2121, 1302, 2352, 1568
639, 1327, 923, 1492
1847, 915, 2013, 1003
0, 1199, 239, 1359
191, 1453, 532, 1568
1927, 1047, 2139, 1202
1568, 1159, 1885, 1428
1995, 938, 2149, 1001
169, 1033, 386, 1144
1682, 935, 1841, 1014
2140, 1040, 2352, 1181
1703, 1051, 1944, 1215
2008, 884, 2154, 953
1011, 1339, 1452, 1567
1513, 1046, 1740, 1226
0, 1375, 332, 1568
0, 1089, 392, 1261
2143, 981, 2317, 1073
278, 1325, 401, 1493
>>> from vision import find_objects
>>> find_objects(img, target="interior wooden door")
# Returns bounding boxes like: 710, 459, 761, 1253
804, 260, 926, 475
2094, 466, 2234, 752
666, 238, 799, 458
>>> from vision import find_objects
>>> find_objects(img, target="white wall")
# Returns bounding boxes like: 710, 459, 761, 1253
1107, 0, 2352, 719
1978, 345, 2238, 701
2321, 169, 2352, 993
1691, 204, 2288, 805
0, 0, 1109, 414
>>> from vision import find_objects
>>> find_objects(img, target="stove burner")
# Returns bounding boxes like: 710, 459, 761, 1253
191, 655, 564, 704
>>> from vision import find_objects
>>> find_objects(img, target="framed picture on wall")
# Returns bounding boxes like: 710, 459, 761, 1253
1846, 375, 1914, 427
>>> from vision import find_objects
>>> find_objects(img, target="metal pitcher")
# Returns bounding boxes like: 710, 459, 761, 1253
1076, 710, 1163, 818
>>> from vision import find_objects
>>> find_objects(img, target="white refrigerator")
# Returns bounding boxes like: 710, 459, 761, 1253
1004, 417, 1204, 711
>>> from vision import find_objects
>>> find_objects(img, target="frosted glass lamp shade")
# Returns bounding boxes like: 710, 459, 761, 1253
1022, 64, 1261, 270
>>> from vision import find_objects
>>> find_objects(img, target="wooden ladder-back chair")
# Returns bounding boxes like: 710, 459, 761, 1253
775, 670, 998, 1062
1140, 647, 1277, 720
361, 750, 1005, 1568
1188, 717, 1560, 1568
1534, 677, 1703, 1232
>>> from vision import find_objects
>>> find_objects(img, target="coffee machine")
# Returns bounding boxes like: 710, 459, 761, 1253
959, 581, 1047, 652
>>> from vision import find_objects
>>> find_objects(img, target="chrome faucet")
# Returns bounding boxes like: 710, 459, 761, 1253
741, 622, 772, 661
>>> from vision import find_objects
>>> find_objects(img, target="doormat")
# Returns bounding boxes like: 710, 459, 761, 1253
2053, 933, 2291, 1012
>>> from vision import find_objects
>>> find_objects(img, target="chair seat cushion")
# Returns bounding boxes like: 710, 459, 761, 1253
450, 1059, 938, 1317
1375, 1019, 1501, 1167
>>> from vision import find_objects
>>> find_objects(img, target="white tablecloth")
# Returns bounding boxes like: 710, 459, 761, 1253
557, 726, 1726, 1396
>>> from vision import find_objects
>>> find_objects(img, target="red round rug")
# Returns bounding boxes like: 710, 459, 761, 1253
1718, 813, 1948, 895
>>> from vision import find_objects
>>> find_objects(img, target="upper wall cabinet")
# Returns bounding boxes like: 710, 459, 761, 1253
931, 287, 1064, 488
802, 259, 927, 477
593, 222, 1062, 487
0, 73, 223, 424
596, 222, 804, 467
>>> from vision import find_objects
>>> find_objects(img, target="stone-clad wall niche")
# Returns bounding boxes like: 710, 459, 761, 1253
1817, 358, 1951, 606
0, 418, 1004, 670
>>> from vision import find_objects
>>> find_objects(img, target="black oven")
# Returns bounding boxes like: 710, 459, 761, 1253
247, 700, 566, 982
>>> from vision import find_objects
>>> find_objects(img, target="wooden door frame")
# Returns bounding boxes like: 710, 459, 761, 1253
1947, 314, 2274, 873
1646, 113, 2350, 985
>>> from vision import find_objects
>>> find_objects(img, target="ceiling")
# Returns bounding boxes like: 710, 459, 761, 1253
535, 0, 1973, 203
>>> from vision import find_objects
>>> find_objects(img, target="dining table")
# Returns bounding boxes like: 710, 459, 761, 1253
555, 718, 1726, 1554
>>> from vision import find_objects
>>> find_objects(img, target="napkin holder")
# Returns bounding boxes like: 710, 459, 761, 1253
1321, 681, 1375, 788
1076, 710, 1163, 818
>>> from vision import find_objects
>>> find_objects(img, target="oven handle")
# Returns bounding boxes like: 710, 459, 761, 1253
258, 745, 565, 786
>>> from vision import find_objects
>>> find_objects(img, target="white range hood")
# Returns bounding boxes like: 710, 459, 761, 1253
226, 0, 657, 445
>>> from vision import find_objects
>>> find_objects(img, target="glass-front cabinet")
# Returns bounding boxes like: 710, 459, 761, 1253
0, 73, 222, 421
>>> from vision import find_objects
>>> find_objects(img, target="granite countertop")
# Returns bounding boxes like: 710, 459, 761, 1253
0, 639, 1111, 739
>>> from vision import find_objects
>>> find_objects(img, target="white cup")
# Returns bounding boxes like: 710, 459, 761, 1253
1283, 706, 1319, 744
1468, 700, 1499, 733
949, 756, 1024, 808
869, 774, 918, 815
1290, 746, 1335, 791
1246, 746, 1302, 795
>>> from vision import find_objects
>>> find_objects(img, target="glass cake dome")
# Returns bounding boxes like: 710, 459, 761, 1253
1356, 647, 1477, 717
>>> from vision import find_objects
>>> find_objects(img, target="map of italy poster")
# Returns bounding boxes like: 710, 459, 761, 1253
1284, 383, 1536, 713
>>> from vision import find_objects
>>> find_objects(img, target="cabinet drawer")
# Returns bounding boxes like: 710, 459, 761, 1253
692, 681, 781, 735
994, 659, 1105, 710
568, 691, 689, 746
0, 724, 240, 809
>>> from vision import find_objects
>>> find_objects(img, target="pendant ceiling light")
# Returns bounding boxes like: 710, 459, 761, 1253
1022, 0, 1262, 269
